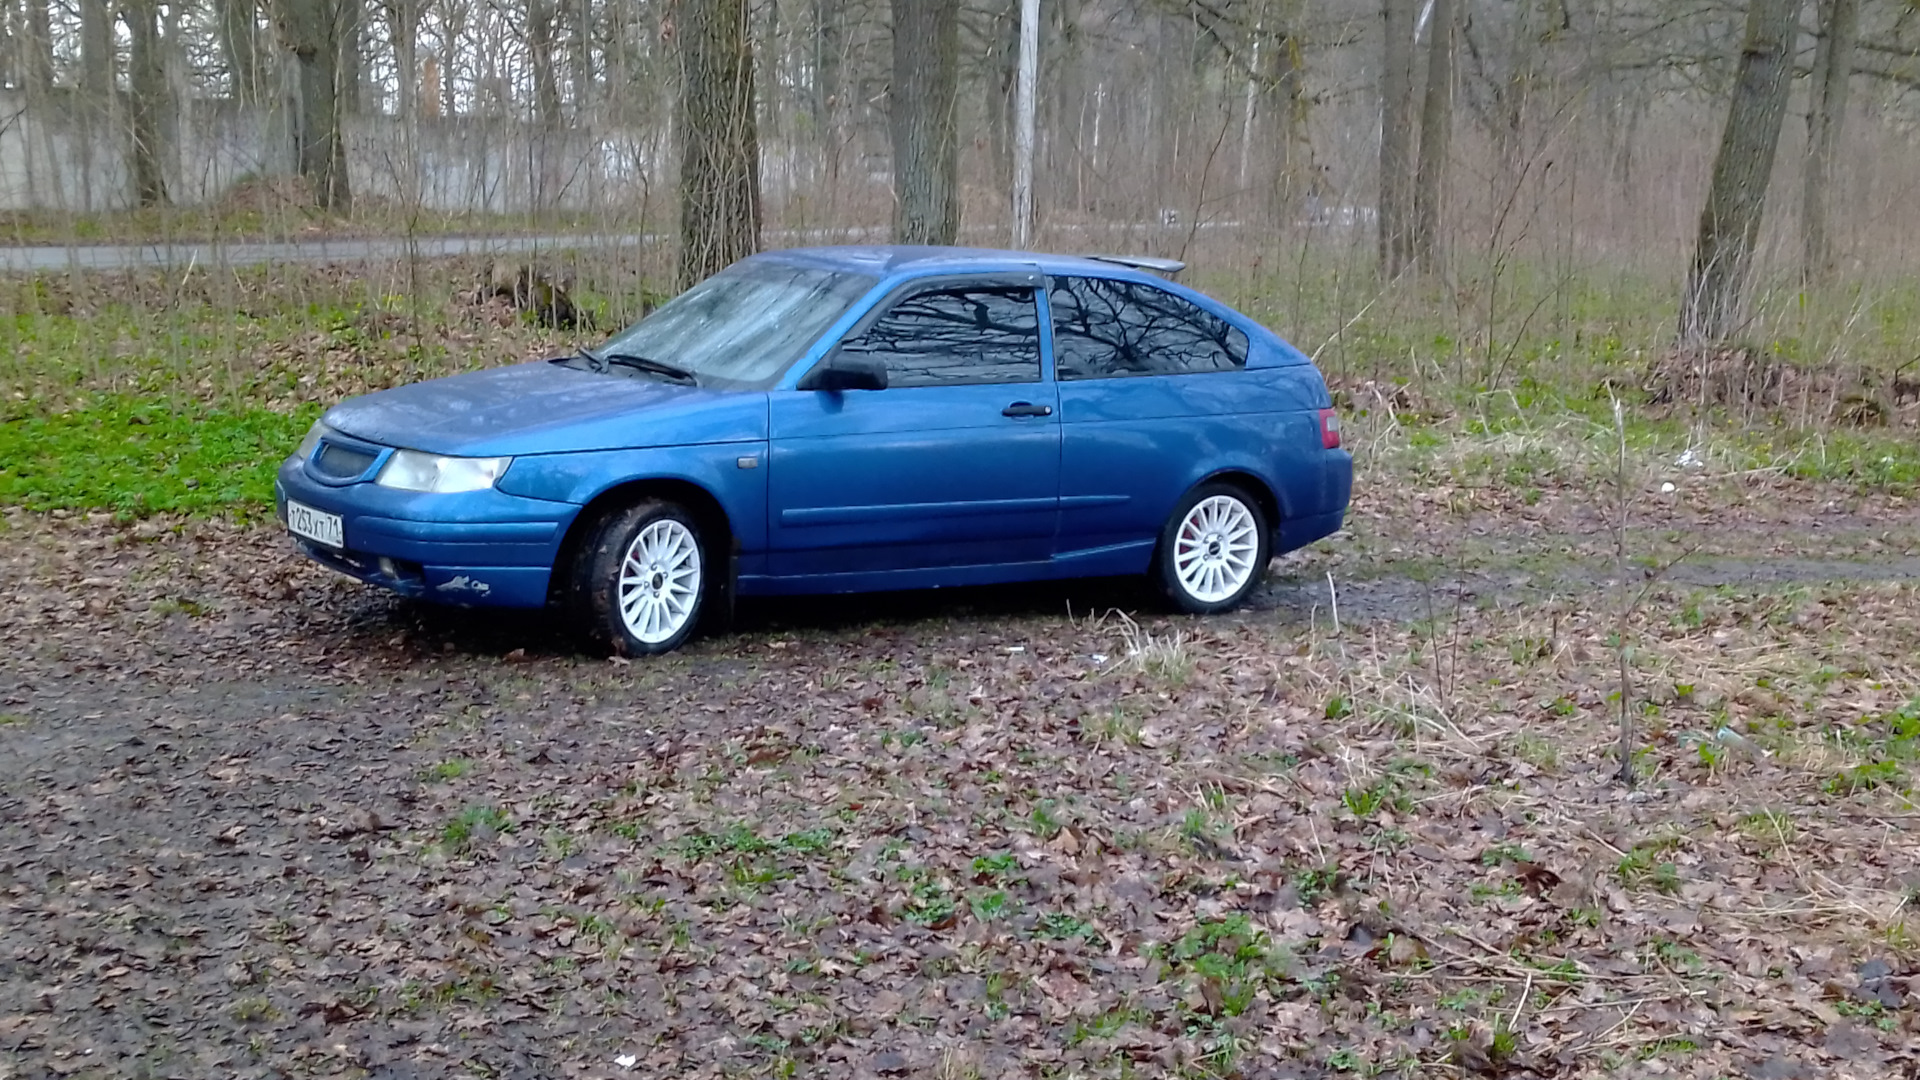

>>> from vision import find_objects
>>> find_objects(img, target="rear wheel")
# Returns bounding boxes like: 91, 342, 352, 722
1153, 482, 1270, 614
575, 498, 708, 655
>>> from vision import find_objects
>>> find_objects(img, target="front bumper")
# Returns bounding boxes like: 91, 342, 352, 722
275, 451, 578, 609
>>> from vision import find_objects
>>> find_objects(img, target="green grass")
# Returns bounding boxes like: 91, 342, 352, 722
3, 254, 1919, 528
1035, 911, 1099, 943
441, 805, 512, 853
1822, 697, 1920, 796
1159, 914, 1281, 1020
1615, 839, 1684, 895
0, 394, 317, 515
424, 759, 474, 782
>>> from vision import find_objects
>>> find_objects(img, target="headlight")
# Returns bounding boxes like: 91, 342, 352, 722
375, 450, 512, 493
295, 421, 332, 460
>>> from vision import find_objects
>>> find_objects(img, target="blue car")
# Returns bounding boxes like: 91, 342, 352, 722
276, 246, 1352, 654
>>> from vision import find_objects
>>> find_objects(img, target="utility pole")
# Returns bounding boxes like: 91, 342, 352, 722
1012, 0, 1039, 248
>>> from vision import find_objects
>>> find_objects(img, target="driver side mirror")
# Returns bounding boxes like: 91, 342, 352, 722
800, 354, 888, 392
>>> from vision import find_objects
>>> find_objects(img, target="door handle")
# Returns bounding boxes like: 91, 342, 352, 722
1002, 402, 1053, 418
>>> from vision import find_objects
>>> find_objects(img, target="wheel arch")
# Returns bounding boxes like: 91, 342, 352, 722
1196, 467, 1286, 531
547, 477, 738, 608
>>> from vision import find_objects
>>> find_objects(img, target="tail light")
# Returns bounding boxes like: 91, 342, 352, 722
1318, 408, 1342, 450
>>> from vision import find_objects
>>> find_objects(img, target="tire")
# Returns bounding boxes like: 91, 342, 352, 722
1153, 481, 1272, 614
574, 498, 709, 656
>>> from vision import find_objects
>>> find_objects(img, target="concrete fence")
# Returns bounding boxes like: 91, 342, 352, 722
0, 90, 671, 214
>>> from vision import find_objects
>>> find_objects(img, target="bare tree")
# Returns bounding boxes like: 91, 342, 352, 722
123, 0, 170, 206
678, 0, 762, 287
21, 0, 54, 90
565, 0, 593, 115
383, 0, 420, 118
270, 0, 356, 209
72, 0, 116, 208
1678, 0, 1802, 347
1802, 0, 1857, 283
889, 0, 959, 245
1257, 18, 1310, 223
814, 0, 844, 127
340, 0, 366, 112
529, 0, 562, 123
1379, 0, 1416, 279
218, 0, 270, 102
814, 0, 848, 188
81, 0, 114, 98
1410, 0, 1454, 274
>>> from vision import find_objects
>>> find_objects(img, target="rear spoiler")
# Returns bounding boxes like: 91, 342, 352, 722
1081, 254, 1186, 278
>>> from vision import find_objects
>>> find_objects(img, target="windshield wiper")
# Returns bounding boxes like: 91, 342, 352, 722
569, 345, 611, 373
602, 345, 702, 384
574, 346, 698, 386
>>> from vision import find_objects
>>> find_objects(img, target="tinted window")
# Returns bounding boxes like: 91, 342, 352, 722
1048, 277, 1249, 380
595, 260, 877, 389
837, 287, 1042, 387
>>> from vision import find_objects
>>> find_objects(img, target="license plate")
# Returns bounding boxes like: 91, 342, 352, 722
286, 500, 344, 549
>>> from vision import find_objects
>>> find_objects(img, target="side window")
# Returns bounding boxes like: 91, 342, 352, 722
1048, 277, 1249, 380
836, 287, 1042, 387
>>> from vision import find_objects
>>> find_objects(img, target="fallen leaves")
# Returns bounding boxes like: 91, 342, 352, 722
4, 485, 1920, 1078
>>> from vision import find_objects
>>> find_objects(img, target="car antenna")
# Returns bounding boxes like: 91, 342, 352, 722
1081, 254, 1186, 279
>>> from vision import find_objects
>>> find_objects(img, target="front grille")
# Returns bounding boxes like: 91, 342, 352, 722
314, 441, 378, 480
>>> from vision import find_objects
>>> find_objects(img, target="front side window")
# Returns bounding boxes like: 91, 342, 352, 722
1048, 276, 1249, 380
836, 286, 1042, 387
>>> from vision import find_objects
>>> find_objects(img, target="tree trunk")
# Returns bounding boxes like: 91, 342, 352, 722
813, 0, 841, 125
273, 0, 354, 210
566, 0, 593, 116
1011, 0, 1037, 247
339, 0, 364, 112
381, 0, 420, 206
529, 0, 563, 214
889, 0, 959, 244
1678, 0, 1801, 347
981, 0, 1018, 196
1378, 0, 1417, 279
813, 0, 844, 191
1802, 0, 1856, 283
384, 0, 418, 118
529, 0, 562, 123
218, 0, 267, 102
1259, 22, 1308, 225
23, 0, 55, 90
77, 0, 115, 209
82, 0, 113, 97
755, 0, 779, 142
677, 0, 761, 288
1410, 0, 1453, 273
124, 0, 170, 205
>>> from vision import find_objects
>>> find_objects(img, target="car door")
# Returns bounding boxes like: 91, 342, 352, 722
1047, 274, 1307, 570
766, 276, 1061, 579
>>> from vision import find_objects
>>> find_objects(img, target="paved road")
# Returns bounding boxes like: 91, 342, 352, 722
0, 220, 1247, 272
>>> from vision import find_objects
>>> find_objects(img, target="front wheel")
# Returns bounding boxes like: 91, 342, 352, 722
576, 499, 709, 655
1153, 482, 1271, 614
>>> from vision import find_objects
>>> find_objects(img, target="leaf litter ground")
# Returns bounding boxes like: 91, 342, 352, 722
4, 461, 1920, 1080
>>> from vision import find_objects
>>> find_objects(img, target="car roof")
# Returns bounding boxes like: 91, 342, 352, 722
754, 244, 1169, 282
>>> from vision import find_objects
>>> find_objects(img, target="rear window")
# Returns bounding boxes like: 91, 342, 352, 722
1048, 277, 1249, 380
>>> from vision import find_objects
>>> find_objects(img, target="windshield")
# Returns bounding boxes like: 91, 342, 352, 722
591, 260, 878, 388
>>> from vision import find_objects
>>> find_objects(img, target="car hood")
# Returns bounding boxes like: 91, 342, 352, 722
321, 360, 767, 457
